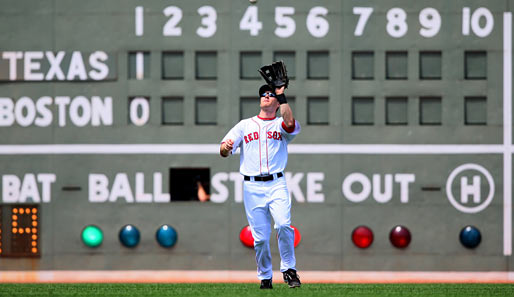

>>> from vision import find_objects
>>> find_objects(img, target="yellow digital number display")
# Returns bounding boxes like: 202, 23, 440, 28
0, 205, 40, 257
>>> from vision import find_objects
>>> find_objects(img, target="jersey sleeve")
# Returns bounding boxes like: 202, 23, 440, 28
279, 118, 301, 141
221, 121, 244, 155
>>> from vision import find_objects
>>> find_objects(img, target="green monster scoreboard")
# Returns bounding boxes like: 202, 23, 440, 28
0, 0, 513, 273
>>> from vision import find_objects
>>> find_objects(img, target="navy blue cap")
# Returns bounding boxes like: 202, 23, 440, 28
259, 85, 273, 96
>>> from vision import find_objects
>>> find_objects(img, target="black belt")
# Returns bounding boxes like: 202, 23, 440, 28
244, 172, 283, 182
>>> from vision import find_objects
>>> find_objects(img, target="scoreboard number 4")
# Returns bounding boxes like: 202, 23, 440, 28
135, 5, 496, 39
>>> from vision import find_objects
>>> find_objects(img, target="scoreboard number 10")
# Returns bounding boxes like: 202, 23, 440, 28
134, 6, 496, 39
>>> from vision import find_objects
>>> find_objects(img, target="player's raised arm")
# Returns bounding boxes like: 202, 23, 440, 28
276, 86, 295, 129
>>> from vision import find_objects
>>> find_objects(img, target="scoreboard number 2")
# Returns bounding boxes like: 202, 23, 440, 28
163, 6, 183, 36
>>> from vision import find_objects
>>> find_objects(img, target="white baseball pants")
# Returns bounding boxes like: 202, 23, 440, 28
243, 175, 296, 280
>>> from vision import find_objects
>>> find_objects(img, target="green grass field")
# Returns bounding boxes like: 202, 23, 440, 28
0, 283, 514, 297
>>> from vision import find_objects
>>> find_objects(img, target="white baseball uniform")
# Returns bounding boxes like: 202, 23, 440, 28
221, 115, 301, 280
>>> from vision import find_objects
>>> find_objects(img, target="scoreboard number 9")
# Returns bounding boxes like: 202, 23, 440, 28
135, 5, 496, 39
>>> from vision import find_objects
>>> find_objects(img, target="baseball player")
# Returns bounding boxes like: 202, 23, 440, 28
220, 84, 301, 289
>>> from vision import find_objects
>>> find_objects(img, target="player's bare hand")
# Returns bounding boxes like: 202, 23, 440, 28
221, 139, 234, 157
275, 86, 285, 95
225, 139, 234, 151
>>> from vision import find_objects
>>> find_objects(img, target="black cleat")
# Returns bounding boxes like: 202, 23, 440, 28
283, 269, 301, 288
260, 279, 273, 289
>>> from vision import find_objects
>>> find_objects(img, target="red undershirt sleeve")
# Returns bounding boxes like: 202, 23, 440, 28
281, 119, 295, 133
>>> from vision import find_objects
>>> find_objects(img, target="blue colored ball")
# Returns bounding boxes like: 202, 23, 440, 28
459, 225, 481, 249
156, 224, 178, 248
119, 224, 140, 248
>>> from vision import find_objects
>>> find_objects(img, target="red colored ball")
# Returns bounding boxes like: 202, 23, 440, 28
240, 225, 302, 248
352, 226, 374, 249
389, 225, 411, 248
239, 225, 254, 248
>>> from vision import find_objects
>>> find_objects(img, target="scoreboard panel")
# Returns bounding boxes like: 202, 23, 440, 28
0, 0, 513, 272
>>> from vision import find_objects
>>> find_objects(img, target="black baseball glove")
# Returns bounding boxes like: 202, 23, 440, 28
258, 61, 289, 89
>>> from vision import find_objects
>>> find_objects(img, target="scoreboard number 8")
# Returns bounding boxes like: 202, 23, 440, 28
386, 8, 408, 38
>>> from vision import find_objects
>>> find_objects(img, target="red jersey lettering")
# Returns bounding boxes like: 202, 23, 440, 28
266, 131, 283, 141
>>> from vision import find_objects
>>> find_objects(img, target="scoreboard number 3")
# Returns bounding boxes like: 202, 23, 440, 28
134, 5, 496, 39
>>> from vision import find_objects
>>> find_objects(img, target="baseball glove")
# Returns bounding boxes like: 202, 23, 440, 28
258, 61, 289, 89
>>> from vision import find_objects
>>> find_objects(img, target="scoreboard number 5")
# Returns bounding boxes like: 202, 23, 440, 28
275, 7, 296, 38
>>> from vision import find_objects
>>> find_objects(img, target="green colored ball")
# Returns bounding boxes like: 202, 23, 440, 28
82, 225, 103, 248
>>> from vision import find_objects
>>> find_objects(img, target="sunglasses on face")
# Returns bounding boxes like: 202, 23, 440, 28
261, 92, 276, 97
